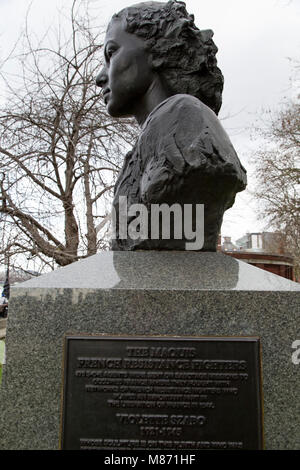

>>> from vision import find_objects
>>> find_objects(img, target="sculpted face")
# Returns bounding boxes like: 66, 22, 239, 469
96, 19, 156, 120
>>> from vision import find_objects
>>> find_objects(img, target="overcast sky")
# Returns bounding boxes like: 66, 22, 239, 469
1, 0, 299, 242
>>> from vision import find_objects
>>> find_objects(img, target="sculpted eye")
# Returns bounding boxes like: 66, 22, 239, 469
107, 48, 115, 57
105, 45, 118, 62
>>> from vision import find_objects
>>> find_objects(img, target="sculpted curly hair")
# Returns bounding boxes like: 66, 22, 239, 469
110, 1, 224, 115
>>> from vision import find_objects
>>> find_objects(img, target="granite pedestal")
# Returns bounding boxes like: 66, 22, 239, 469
0, 251, 299, 449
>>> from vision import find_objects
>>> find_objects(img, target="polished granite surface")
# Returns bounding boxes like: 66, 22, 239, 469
16, 251, 300, 291
2, 251, 299, 450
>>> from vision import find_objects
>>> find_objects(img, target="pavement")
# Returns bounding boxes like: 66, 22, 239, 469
0, 319, 6, 366
0, 317, 7, 339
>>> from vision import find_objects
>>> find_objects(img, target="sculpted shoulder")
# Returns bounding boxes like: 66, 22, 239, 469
139, 93, 247, 184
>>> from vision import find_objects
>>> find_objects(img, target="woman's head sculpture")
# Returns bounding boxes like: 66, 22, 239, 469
97, 1, 247, 252
107, 0, 224, 115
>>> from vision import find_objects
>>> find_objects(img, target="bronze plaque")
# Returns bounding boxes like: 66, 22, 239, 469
61, 336, 263, 450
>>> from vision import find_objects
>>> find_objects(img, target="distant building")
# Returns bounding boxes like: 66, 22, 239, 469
221, 232, 295, 281
235, 232, 286, 254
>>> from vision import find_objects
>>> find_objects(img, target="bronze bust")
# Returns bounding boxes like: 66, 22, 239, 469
96, 1, 247, 251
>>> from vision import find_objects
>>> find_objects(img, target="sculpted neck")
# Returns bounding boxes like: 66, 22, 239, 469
134, 75, 171, 127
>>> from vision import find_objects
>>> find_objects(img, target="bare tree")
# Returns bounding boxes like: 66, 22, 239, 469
251, 95, 300, 277
0, 0, 138, 270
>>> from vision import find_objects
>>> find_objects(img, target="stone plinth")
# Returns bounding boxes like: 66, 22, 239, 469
0, 251, 299, 449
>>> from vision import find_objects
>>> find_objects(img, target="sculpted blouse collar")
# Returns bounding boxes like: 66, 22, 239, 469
140, 95, 178, 132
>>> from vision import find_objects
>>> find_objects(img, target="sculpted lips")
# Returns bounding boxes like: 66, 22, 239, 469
102, 87, 111, 104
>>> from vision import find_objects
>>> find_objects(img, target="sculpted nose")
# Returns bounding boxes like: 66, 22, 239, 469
96, 66, 108, 88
